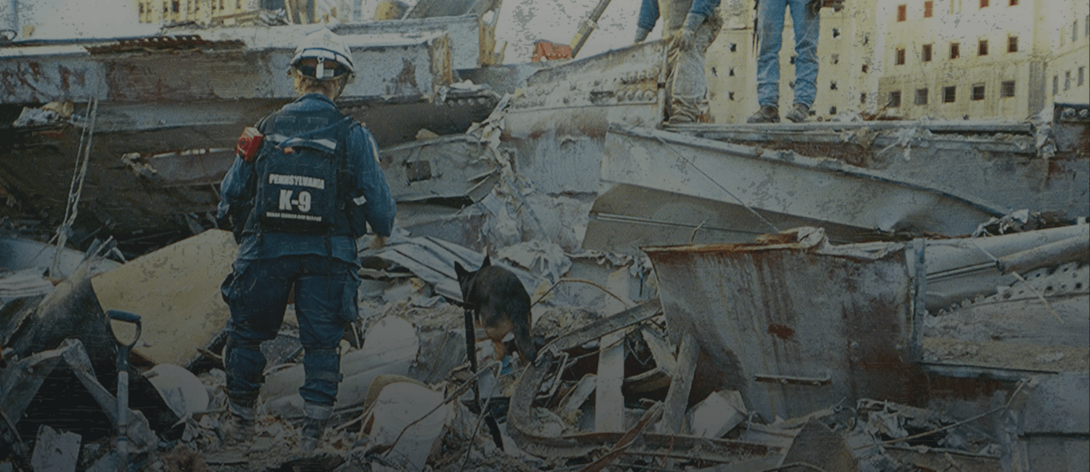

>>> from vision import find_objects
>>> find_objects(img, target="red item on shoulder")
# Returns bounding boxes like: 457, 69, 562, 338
236, 127, 264, 162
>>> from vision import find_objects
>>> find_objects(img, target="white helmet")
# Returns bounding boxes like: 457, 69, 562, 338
291, 28, 355, 80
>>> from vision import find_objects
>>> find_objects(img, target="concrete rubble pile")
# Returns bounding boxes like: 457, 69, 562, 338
2, 2, 1089, 471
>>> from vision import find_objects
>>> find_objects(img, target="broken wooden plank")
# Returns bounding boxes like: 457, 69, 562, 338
595, 269, 631, 433
577, 403, 664, 472
509, 351, 779, 462
549, 298, 661, 352
595, 332, 625, 432
623, 326, 677, 394
660, 332, 699, 434
558, 374, 596, 421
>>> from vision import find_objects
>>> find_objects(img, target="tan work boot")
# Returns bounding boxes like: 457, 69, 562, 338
747, 105, 780, 123
785, 103, 810, 123
221, 397, 255, 445
299, 403, 333, 452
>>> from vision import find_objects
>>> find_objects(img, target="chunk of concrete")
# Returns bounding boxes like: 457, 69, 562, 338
30, 425, 80, 472
91, 229, 237, 366
364, 382, 448, 472
145, 364, 210, 417
689, 390, 747, 438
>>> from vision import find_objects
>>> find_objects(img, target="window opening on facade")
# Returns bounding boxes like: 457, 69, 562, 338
916, 88, 929, 105
890, 91, 902, 107
922, 44, 932, 62
943, 86, 956, 103
1001, 81, 1015, 97
950, 42, 960, 59
972, 84, 985, 100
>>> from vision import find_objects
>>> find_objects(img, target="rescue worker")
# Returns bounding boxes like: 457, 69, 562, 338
747, 0, 840, 123
216, 27, 396, 451
634, 0, 723, 124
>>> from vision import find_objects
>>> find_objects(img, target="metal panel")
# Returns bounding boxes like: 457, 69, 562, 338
590, 126, 1008, 253
506, 41, 666, 139
380, 134, 499, 203
645, 235, 918, 420
671, 123, 1089, 222
0, 31, 452, 104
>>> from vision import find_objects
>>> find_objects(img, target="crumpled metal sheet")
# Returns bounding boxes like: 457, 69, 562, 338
362, 234, 538, 301
586, 126, 1011, 256
646, 228, 919, 421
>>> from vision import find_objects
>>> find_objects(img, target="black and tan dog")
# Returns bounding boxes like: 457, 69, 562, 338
454, 256, 537, 363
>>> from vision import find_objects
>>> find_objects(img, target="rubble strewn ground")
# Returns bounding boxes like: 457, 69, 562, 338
1, 4, 1088, 469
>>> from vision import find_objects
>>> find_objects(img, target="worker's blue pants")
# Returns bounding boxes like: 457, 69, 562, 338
220, 255, 358, 407
756, 0, 821, 108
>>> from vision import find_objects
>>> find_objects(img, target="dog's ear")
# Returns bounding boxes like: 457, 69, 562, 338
480, 255, 491, 269
454, 261, 467, 279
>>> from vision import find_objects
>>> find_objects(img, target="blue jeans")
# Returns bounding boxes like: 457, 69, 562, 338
756, 0, 820, 108
221, 255, 359, 407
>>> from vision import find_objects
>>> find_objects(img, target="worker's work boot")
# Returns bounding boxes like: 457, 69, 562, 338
746, 105, 779, 123
299, 403, 333, 452
784, 102, 810, 123
222, 396, 255, 445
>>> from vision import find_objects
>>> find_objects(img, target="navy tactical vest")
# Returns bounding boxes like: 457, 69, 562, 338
245, 106, 355, 236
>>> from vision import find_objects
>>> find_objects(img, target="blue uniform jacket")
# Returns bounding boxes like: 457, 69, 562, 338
218, 93, 396, 266
637, 0, 721, 32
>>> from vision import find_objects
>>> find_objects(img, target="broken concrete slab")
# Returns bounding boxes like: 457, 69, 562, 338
363, 382, 448, 472
30, 425, 80, 472
91, 229, 237, 367
145, 364, 210, 417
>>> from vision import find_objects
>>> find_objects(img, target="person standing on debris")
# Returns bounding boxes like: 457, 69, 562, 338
216, 27, 395, 451
633, 0, 723, 124
747, 0, 841, 123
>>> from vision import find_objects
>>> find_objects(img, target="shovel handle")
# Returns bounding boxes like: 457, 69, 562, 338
106, 309, 143, 348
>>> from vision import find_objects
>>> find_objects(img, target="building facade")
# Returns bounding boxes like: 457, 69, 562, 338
1047, 0, 1090, 106
134, 0, 361, 25
137, 0, 254, 24
877, 0, 1087, 121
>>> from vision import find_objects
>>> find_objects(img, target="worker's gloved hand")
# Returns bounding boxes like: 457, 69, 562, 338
678, 12, 705, 50
634, 27, 651, 44
677, 28, 696, 50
